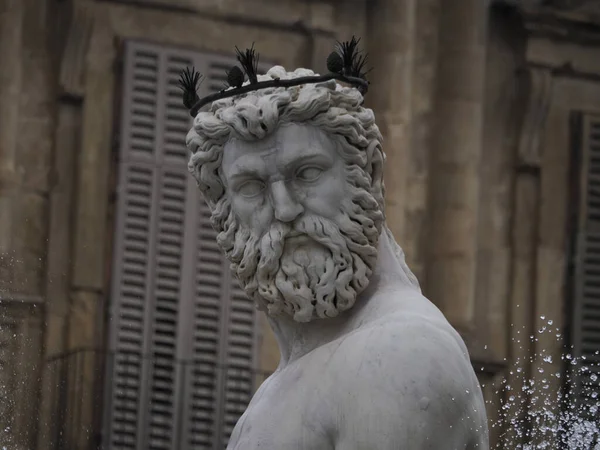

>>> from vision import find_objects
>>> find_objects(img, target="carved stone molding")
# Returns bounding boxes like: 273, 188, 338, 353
59, 1, 95, 100
517, 67, 554, 170
546, 0, 600, 13
0, 321, 16, 424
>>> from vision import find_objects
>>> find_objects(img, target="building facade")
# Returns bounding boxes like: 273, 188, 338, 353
0, 0, 599, 448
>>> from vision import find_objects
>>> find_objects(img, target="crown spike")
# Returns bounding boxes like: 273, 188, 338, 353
178, 67, 203, 110
181, 37, 371, 116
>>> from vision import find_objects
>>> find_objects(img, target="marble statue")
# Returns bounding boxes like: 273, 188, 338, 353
185, 63, 489, 449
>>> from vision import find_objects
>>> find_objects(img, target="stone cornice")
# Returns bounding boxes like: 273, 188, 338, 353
59, 0, 95, 100
95, 0, 338, 37
516, 66, 553, 170
505, 1, 600, 44
522, 10, 600, 44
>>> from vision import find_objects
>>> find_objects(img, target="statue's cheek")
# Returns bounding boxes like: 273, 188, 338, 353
301, 174, 347, 218
232, 195, 273, 231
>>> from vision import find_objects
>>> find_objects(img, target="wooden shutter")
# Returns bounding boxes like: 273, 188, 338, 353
570, 113, 600, 412
104, 41, 267, 450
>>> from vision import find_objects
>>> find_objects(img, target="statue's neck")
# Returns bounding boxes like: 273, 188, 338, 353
266, 227, 419, 369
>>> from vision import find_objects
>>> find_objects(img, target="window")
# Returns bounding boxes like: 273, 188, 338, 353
102, 41, 264, 450
567, 112, 600, 414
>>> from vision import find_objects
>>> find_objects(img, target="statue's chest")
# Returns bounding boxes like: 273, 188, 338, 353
226, 368, 333, 450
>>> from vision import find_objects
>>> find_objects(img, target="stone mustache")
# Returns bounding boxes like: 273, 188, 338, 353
186, 65, 489, 450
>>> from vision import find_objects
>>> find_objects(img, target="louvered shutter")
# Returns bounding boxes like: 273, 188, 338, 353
181, 54, 270, 450
570, 113, 600, 413
104, 41, 267, 450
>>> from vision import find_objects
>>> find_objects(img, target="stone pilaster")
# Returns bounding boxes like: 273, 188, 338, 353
366, 0, 416, 252
426, 0, 488, 331
401, 0, 441, 283
0, 0, 23, 274
0, 0, 52, 448
365, 0, 442, 286
504, 65, 553, 448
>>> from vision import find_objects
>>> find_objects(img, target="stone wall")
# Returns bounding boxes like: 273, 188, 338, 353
23, 1, 370, 449
1, 0, 599, 448
0, 0, 55, 447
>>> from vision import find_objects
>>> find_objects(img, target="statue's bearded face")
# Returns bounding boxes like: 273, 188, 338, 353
219, 123, 383, 322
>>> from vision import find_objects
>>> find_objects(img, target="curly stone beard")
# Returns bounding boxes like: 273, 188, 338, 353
213, 179, 384, 323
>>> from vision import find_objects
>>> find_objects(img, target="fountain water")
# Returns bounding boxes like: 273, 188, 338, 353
486, 317, 600, 449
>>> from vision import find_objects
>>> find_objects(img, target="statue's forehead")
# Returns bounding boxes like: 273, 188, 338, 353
222, 124, 334, 171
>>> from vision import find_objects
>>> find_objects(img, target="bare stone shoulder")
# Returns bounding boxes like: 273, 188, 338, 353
326, 312, 488, 449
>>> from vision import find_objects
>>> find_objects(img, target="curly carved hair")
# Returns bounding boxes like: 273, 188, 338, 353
186, 66, 386, 214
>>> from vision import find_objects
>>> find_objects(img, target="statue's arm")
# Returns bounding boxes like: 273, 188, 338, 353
330, 319, 489, 450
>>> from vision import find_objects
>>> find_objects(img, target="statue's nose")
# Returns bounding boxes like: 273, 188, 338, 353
271, 180, 303, 223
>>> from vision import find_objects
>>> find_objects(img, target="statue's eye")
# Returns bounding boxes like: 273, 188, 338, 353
237, 180, 265, 198
296, 166, 323, 182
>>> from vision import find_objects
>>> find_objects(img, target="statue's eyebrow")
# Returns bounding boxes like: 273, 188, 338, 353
227, 158, 267, 182
280, 152, 333, 172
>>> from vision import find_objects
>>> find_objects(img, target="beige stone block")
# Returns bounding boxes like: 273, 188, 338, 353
45, 313, 68, 358
0, 249, 16, 293
532, 248, 565, 408
366, 0, 414, 46
402, 208, 425, 256
538, 111, 569, 250
384, 197, 406, 248
35, 315, 67, 450
10, 193, 48, 296
71, 27, 114, 291
484, 248, 511, 360
218, 0, 310, 27
108, 3, 307, 71
68, 290, 101, 350
16, 118, 53, 192
414, 0, 441, 61
436, 47, 486, 102
527, 36, 600, 75
481, 373, 507, 449
426, 255, 476, 329
258, 319, 279, 372
438, 0, 487, 50
104, 0, 314, 28
0, 195, 12, 254
46, 105, 81, 316
310, 34, 334, 76
367, 52, 411, 114
333, 0, 367, 44
430, 165, 479, 216
308, 2, 334, 30
408, 113, 432, 174
0, 304, 44, 450
529, 241, 565, 450
512, 174, 539, 254
20, 0, 49, 52
19, 55, 53, 119
0, 0, 22, 180
432, 99, 484, 165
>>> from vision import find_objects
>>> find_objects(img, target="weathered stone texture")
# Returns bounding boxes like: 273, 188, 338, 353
427, 0, 487, 331
475, 9, 524, 366
3, 1, 600, 449
0, 304, 43, 450
10, 193, 49, 296
70, 23, 115, 292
